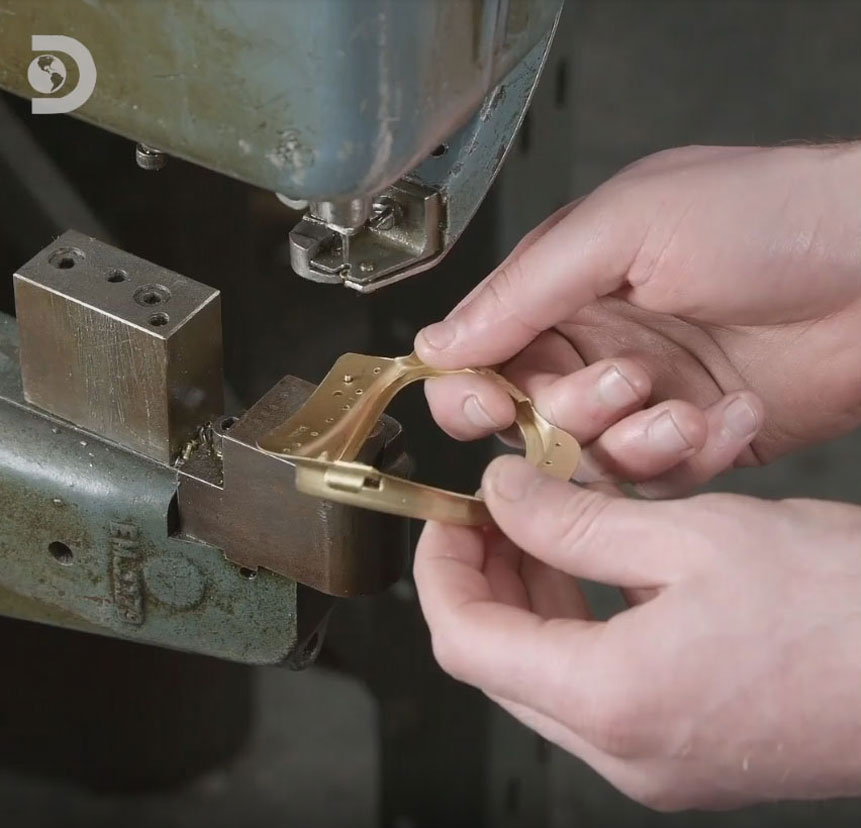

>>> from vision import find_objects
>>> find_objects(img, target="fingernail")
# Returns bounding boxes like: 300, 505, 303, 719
598, 366, 641, 408
487, 458, 539, 502
419, 320, 456, 351
724, 397, 758, 439
647, 410, 693, 454
463, 395, 502, 430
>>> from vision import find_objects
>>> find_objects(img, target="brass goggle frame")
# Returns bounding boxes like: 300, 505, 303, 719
257, 352, 581, 525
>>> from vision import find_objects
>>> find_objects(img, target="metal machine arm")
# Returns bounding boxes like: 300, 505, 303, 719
0, 0, 563, 290
0, 232, 410, 666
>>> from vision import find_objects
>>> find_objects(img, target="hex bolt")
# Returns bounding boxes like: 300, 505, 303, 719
135, 142, 167, 171
369, 197, 398, 231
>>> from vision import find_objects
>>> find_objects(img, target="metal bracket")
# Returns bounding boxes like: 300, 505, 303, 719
258, 352, 580, 525
289, 181, 443, 288
287, 9, 563, 293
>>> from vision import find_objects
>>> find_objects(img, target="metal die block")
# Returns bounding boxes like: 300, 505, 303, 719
14, 230, 223, 463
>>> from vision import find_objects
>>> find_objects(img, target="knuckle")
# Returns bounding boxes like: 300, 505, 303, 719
588, 693, 647, 759
484, 263, 519, 315
429, 630, 468, 682
616, 146, 678, 177
481, 261, 541, 337
625, 777, 688, 813
554, 490, 614, 554
579, 666, 661, 760
627, 225, 680, 290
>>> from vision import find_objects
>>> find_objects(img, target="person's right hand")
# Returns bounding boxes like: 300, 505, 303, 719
414, 455, 861, 811
416, 143, 861, 496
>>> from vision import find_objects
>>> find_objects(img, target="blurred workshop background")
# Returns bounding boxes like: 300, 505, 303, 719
1, 1, 860, 826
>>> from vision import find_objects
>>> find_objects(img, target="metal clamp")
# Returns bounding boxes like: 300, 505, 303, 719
258, 352, 581, 525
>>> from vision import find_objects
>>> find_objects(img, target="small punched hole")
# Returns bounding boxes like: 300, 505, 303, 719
333, 390, 343, 397
107, 268, 127, 283
431, 143, 448, 158
239, 567, 257, 581
221, 417, 239, 431
48, 247, 85, 270
148, 312, 170, 327
49, 541, 73, 565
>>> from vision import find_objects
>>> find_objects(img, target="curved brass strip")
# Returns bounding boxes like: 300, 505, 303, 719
257, 352, 580, 525
292, 459, 491, 526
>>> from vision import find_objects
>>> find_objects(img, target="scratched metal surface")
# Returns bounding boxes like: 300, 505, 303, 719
14, 230, 224, 464
0, 0, 560, 199
0, 310, 301, 664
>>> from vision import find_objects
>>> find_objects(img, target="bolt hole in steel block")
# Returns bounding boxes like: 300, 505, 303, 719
134, 283, 172, 306
14, 230, 224, 464
48, 246, 85, 270
48, 541, 73, 566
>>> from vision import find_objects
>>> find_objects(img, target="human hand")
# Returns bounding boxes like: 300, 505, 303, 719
414, 455, 861, 810
416, 144, 861, 495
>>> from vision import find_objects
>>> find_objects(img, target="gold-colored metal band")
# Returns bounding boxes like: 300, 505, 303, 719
257, 352, 580, 525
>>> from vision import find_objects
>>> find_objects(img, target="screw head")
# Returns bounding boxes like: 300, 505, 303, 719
369, 196, 398, 231
135, 142, 167, 171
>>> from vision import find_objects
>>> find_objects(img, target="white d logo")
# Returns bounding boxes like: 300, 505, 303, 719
29, 35, 96, 115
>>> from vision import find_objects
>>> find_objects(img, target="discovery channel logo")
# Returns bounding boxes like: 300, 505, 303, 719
27, 35, 96, 114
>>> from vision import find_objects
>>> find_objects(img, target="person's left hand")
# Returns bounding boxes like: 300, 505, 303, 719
414, 455, 861, 810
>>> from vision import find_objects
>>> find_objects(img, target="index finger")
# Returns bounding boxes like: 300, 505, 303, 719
415, 196, 640, 369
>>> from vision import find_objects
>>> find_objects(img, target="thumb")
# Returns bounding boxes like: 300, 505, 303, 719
482, 455, 687, 588
415, 197, 638, 369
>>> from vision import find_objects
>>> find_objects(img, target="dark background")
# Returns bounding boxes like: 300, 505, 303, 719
1, 1, 860, 826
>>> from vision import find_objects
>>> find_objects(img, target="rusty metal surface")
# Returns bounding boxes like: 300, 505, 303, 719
0, 0, 560, 200
178, 375, 410, 597
0, 231, 411, 660
0, 310, 304, 664
14, 230, 223, 463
